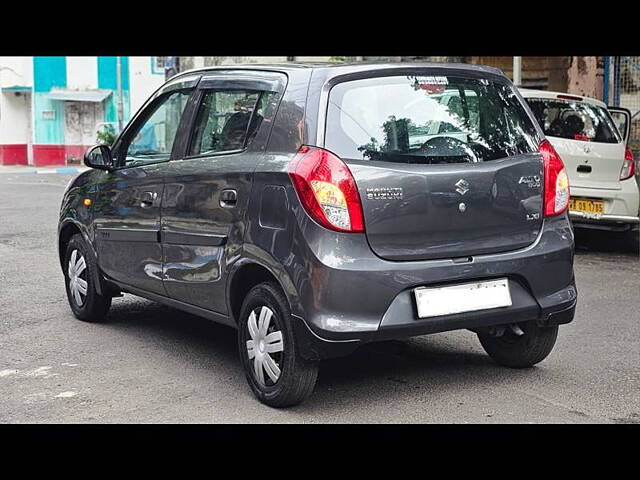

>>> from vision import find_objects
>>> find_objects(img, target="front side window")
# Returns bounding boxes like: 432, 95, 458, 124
325, 75, 540, 164
189, 89, 275, 156
525, 98, 621, 144
124, 89, 191, 167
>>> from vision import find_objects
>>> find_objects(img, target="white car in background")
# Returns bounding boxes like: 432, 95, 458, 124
520, 89, 639, 241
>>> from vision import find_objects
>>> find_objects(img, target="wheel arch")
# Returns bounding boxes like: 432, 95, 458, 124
58, 221, 84, 268
58, 219, 105, 296
226, 255, 301, 327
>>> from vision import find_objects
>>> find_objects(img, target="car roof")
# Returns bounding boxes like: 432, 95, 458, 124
176, 61, 506, 79
518, 88, 606, 108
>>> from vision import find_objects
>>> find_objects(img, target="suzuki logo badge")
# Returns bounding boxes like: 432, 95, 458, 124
455, 179, 469, 195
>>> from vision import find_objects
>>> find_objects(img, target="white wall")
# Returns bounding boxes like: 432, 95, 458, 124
0, 56, 33, 89
292, 56, 333, 62
0, 91, 30, 144
0, 57, 32, 148
66, 57, 98, 90
240, 56, 290, 64
129, 56, 165, 116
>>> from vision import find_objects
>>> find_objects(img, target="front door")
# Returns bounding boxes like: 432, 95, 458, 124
93, 88, 193, 295
161, 72, 286, 314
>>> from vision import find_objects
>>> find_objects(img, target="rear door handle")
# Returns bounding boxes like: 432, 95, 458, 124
220, 189, 237, 208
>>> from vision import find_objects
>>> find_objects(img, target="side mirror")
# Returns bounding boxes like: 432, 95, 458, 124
84, 145, 113, 171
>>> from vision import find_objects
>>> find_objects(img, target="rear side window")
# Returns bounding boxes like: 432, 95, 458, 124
325, 75, 539, 164
525, 98, 621, 144
189, 90, 276, 156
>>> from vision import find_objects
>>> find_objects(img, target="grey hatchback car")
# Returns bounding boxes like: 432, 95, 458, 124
58, 63, 577, 407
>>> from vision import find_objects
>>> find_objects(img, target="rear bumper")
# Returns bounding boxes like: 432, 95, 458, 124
569, 181, 640, 230
293, 281, 577, 360
570, 211, 639, 231
288, 213, 577, 360
570, 212, 639, 223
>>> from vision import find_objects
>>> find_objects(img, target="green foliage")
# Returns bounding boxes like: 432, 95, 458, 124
329, 56, 346, 62
96, 124, 117, 147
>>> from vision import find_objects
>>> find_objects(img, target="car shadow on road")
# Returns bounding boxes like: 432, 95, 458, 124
106, 300, 240, 359
103, 299, 531, 411
302, 338, 517, 410
574, 228, 639, 256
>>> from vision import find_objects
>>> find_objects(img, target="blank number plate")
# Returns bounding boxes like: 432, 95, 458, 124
414, 278, 512, 319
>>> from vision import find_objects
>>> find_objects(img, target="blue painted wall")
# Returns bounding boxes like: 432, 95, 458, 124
98, 56, 129, 90
33, 57, 67, 144
33, 57, 66, 92
32, 56, 131, 144
98, 56, 131, 126
33, 94, 65, 144
103, 91, 131, 125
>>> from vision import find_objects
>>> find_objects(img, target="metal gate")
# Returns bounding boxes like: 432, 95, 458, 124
605, 56, 640, 154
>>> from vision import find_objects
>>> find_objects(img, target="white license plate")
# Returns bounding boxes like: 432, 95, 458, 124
414, 279, 512, 319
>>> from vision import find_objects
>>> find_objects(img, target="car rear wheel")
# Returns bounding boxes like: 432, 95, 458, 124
624, 228, 639, 252
237, 282, 318, 407
477, 321, 558, 368
63, 234, 111, 322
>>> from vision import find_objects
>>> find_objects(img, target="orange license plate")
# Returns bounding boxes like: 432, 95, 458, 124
569, 198, 605, 215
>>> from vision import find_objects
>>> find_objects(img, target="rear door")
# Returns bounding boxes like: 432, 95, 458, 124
160, 71, 286, 315
525, 97, 626, 190
323, 72, 544, 261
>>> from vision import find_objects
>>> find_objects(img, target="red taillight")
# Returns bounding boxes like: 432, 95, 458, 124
620, 147, 635, 180
540, 139, 570, 217
288, 145, 365, 233
557, 94, 583, 102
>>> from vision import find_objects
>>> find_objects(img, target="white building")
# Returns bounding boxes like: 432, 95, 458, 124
0, 56, 165, 166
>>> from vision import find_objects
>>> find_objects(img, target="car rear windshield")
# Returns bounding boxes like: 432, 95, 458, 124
525, 98, 621, 144
324, 74, 540, 164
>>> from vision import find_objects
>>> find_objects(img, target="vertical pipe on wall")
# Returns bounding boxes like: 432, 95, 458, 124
613, 56, 621, 107
603, 56, 610, 104
116, 56, 123, 132
513, 56, 522, 86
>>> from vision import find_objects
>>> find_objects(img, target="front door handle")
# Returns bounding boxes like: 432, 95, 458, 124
139, 191, 158, 208
220, 189, 237, 208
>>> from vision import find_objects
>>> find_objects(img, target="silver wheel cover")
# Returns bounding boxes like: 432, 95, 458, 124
68, 249, 88, 307
246, 306, 284, 386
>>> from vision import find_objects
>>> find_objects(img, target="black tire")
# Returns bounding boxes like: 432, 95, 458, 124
63, 234, 111, 322
477, 321, 558, 368
624, 228, 639, 253
237, 282, 318, 407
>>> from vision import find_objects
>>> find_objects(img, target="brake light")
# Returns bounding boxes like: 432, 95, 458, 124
540, 139, 570, 217
557, 94, 583, 102
289, 146, 364, 232
620, 147, 635, 180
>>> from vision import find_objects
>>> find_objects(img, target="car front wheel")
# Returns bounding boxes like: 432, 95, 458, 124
237, 282, 318, 408
63, 233, 111, 322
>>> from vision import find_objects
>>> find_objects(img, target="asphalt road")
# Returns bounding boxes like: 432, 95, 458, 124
0, 173, 638, 423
